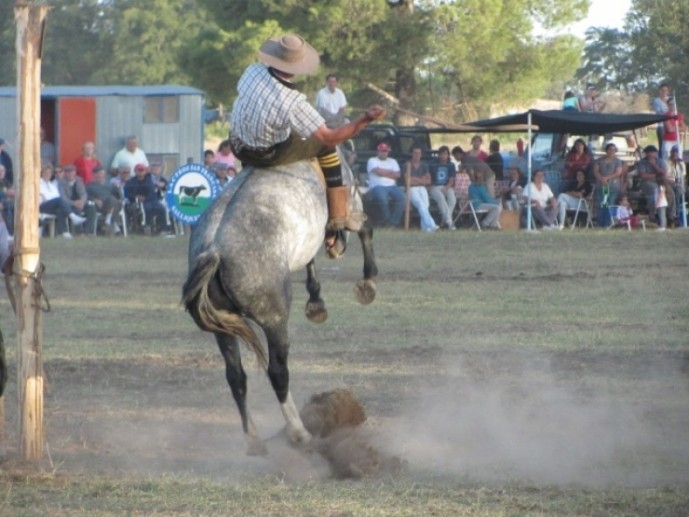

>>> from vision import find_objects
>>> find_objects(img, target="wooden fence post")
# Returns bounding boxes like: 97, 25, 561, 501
14, 1, 49, 462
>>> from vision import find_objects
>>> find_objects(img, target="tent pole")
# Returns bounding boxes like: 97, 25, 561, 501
526, 111, 533, 230
673, 92, 687, 228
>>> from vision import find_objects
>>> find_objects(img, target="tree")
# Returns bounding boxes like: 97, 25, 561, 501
576, 28, 633, 92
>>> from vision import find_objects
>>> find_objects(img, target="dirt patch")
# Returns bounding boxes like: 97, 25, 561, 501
300, 389, 403, 479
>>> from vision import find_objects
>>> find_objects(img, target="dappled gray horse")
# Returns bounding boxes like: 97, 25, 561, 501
182, 153, 377, 455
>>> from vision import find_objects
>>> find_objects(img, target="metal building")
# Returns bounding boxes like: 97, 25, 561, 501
0, 85, 206, 176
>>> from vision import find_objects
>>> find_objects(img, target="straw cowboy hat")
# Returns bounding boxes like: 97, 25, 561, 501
258, 34, 320, 75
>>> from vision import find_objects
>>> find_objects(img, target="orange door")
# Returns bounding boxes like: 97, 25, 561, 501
58, 97, 96, 166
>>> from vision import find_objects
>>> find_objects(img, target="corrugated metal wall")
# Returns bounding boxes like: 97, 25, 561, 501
0, 97, 18, 150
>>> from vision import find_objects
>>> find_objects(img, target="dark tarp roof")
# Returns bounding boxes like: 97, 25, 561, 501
460, 109, 671, 134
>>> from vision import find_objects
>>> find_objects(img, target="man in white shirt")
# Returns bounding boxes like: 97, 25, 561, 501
366, 143, 405, 227
315, 74, 348, 128
110, 135, 149, 176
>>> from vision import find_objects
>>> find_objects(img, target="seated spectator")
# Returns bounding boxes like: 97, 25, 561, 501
593, 142, 624, 227
486, 139, 504, 180
110, 135, 148, 176
60, 164, 97, 234
616, 194, 641, 229
110, 164, 131, 199
523, 169, 558, 229
468, 168, 501, 230
86, 165, 124, 235
556, 168, 593, 229
214, 139, 237, 175
149, 162, 168, 200
0, 164, 15, 234
450, 145, 464, 171
366, 143, 405, 227
503, 165, 526, 210
214, 162, 233, 187
73, 141, 101, 185
403, 146, 438, 232
124, 163, 169, 235
428, 145, 457, 230
40, 128, 56, 166
39, 163, 84, 239
563, 138, 591, 183
203, 149, 215, 169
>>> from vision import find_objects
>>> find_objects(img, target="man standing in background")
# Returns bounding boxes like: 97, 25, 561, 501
315, 74, 348, 128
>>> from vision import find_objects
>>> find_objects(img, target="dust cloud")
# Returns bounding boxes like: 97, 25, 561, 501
375, 352, 689, 487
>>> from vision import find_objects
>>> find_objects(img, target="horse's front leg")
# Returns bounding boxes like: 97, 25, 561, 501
215, 333, 267, 456
264, 326, 312, 445
304, 259, 328, 323
355, 223, 377, 305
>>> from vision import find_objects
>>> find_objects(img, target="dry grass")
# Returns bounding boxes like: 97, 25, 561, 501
0, 229, 687, 515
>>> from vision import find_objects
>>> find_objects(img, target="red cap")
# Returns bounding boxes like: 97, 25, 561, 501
134, 163, 147, 171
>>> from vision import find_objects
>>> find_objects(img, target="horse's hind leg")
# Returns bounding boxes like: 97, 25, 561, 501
304, 259, 328, 323
215, 332, 267, 456
354, 224, 377, 305
263, 325, 312, 445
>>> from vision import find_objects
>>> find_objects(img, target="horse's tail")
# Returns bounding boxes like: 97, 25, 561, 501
182, 249, 268, 369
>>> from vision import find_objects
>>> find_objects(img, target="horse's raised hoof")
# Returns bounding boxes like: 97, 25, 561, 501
246, 437, 269, 457
305, 299, 328, 323
354, 278, 376, 305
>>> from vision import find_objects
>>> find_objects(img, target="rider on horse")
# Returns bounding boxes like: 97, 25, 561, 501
229, 34, 385, 237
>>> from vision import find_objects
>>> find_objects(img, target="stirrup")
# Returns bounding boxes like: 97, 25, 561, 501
327, 211, 366, 232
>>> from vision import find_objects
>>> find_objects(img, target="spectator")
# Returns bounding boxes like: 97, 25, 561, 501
214, 162, 233, 187
39, 163, 84, 239
503, 165, 526, 210
655, 175, 670, 231
403, 146, 438, 233
428, 145, 457, 230
0, 138, 13, 186
0, 165, 15, 234
111, 164, 131, 199
110, 135, 148, 176
203, 149, 215, 169
486, 139, 504, 180
662, 97, 684, 159
667, 145, 686, 222
578, 83, 605, 113
149, 162, 168, 200
124, 163, 168, 235
636, 145, 670, 224
562, 90, 579, 111
616, 194, 641, 229
523, 169, 558, 229
592, 142, 624, 227
315, 73, 348, 128
460, 149, 496, 197
652, 83, 670, 157
86, 165, 124, 235
73, 141, 102, 185
366, 142, 405, 227
556, 168, 592, 229
214, 139, 237, 175
40, 127, 56, 166
468, 168, 501, 230
60, 164, 97, 235
467, 135, 488, 161
450, 145, 464, 171
563, 138, 592, 183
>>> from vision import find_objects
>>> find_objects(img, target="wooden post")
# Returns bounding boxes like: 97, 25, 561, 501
14, 2, 49, 461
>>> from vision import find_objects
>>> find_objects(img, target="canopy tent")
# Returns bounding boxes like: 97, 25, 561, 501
454, 109, 676, 230
463, 109, 671, 134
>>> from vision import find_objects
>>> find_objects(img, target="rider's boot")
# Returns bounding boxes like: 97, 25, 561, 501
326, 185, 366, 232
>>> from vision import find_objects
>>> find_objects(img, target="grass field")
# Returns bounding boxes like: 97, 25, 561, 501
0, 228, 688, 516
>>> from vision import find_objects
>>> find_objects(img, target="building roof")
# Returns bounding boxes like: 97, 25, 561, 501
0, 85, 205, 98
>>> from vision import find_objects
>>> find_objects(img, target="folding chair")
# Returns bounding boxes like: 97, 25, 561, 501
453, 196, 490, 231
568, 186, 595, 230
607, 205, 646, 231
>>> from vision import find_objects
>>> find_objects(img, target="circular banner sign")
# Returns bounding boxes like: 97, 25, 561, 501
165, 163, 221, 224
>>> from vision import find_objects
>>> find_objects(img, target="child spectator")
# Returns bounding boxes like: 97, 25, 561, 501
616, 195, 641, 229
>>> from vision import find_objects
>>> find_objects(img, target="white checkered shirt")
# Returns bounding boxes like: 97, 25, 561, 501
230, 64, 324, 149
